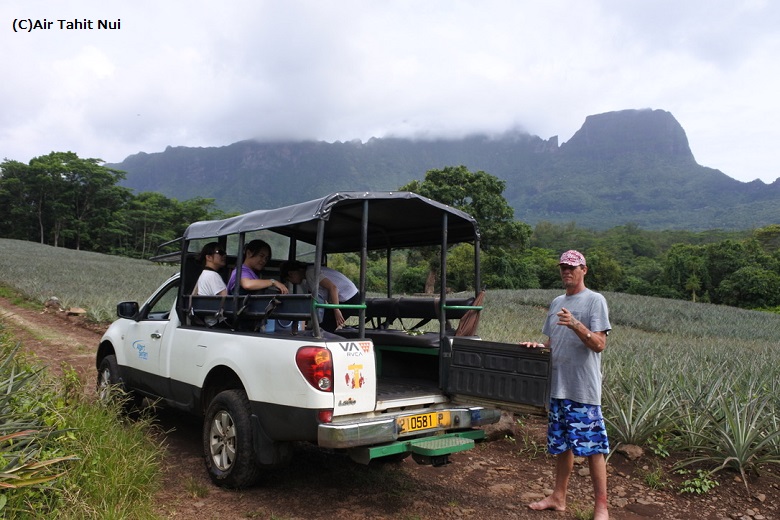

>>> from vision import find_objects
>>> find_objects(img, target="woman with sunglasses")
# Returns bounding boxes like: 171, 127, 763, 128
195, 242, 228, 296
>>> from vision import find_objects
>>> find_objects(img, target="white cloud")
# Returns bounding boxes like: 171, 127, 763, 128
1, 0, 778, 183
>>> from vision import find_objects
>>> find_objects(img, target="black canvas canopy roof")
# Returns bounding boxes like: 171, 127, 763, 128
183, 191, 480, 253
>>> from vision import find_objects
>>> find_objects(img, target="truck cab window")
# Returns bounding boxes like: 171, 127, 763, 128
146, 281, 179, 321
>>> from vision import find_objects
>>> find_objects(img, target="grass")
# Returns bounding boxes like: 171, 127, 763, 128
51, 393, 163, 519
638, 463, 671, 490
2, 237, 780, 502
0, 332, 163, 519
183, 476, 209, 498
569, 502, 595, 520
0, 239, 175, 322
511, 417, 547, 459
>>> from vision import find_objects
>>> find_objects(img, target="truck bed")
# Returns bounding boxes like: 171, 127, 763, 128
376, 377, 448, 410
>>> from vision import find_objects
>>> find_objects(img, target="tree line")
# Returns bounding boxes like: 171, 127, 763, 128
387, 166, 780, 311
2, 153, 779, 311
0, 152, 225, 258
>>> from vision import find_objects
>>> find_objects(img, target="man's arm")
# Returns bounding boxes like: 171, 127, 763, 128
320, 277, 345, 327
557, 307, 606, 353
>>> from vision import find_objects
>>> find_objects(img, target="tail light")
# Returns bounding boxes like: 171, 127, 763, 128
295, 346, 333, 392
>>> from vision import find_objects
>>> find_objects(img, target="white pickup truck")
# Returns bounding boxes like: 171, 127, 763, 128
96, 192, 550, 488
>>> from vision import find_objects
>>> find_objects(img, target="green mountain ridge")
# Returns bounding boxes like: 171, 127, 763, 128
111, 108, 780, 231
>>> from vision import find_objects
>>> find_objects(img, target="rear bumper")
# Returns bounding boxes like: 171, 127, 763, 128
317, 406, 501, 449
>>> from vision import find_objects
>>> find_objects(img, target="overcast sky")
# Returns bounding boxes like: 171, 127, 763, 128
2, 1, 778, 183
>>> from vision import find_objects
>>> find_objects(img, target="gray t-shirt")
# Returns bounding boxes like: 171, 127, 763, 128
542, 288, 611, 406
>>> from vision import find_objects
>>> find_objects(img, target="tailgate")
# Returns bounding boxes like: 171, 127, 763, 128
444, 337, 551, 415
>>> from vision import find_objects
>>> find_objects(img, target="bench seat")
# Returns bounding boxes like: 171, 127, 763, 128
337, 327, 444, 349
343, 296, 476, 327
185, 293, 313, 329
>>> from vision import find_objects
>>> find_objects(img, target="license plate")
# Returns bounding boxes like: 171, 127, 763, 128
397, 411, 451, 433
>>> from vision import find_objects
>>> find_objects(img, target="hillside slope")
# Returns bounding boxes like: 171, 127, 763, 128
111, 109, 780, 230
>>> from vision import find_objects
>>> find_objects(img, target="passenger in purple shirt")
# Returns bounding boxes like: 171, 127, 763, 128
227, 239, 288, 295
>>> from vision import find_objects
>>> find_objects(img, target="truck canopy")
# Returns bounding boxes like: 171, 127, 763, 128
182, 191, 480, 252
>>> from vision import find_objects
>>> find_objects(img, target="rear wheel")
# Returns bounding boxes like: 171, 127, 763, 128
203, 389, 261, 488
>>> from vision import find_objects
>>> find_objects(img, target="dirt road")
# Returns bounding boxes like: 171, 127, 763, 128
1, 298, 776, 520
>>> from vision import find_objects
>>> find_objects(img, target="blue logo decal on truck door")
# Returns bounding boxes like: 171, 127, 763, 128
133, 340, 148, 360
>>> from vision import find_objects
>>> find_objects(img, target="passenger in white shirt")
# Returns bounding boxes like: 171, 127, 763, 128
195, 242, 228, 296
280, 261, 359, 331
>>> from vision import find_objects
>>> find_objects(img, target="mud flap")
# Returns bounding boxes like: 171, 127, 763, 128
251, 414, 293, 466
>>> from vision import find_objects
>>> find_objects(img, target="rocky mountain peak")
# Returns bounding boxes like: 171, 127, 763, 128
561, 108, 694, 161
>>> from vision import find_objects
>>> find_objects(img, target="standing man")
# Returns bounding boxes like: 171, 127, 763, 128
521, 250, 611, 520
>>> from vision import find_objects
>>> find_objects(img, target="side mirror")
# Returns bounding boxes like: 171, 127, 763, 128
117, 301, 140, 319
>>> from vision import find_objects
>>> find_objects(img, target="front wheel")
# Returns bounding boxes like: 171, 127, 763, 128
97, 354, 123, 402
97, 354, 141, 410
202, 389, 260, 488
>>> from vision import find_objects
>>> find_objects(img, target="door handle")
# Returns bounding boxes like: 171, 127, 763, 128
151, 332, 162, 339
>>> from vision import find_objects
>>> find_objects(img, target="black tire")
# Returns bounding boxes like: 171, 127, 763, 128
97, 354, 140, 411
96, 354, 123, 402
202, 389, 261, 488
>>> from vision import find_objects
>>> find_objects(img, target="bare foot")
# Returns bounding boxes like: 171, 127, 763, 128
528, 497, 565, 512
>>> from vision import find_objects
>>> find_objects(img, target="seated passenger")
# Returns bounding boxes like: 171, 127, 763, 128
227, 239, 288, 295
281, 260, 359, 332
194, 242, 228, 296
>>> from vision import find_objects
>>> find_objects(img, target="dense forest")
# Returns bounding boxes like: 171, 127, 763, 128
0, 152, 226, 258
2, 153, 779, 311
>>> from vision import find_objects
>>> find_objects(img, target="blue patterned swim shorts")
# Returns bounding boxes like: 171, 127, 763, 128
547, 398, 610, 456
